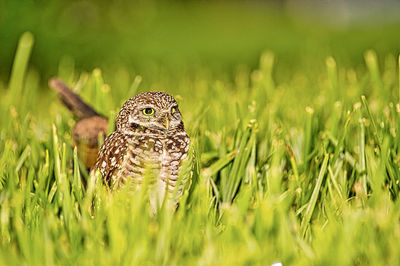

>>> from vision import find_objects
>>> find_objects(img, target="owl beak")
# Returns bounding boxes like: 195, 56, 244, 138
162, 114, 170, 130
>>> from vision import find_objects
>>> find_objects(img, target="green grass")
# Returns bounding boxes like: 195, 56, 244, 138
1, 32, 400, 265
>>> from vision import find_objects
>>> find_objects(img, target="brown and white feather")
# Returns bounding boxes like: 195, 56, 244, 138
94, 91, 191, 209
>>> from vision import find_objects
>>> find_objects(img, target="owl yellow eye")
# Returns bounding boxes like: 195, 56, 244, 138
143, 108, 155, 116
171, 107, 176, 114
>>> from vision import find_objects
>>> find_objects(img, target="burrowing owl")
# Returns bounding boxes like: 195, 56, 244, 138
95, 91, 191, 208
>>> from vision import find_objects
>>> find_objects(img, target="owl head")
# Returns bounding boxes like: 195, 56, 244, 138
115, 91, 184, 134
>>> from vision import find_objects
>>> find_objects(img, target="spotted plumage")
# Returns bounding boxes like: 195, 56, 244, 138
95, 91, 191, 209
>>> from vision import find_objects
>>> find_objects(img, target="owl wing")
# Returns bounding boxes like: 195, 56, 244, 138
169, 134, 193, 204
95, 131, 129, 185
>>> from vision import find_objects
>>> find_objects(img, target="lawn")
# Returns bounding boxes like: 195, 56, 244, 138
1, 2, 400, 265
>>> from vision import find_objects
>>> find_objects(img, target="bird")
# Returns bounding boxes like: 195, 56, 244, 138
94, 91, 192, 210
50, 79, 192, 209
49, 78, 109, 170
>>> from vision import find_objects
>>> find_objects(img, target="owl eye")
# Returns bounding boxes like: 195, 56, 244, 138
171, 107, 176, 114
143, 108, 155, 116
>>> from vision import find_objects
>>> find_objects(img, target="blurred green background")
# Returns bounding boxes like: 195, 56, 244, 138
2, 2, 400, 264
1, 0, 400, 84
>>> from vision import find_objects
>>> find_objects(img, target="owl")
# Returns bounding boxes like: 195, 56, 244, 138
94, 91, 191, 210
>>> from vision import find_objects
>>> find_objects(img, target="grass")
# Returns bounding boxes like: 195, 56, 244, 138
1, 32, 400, 265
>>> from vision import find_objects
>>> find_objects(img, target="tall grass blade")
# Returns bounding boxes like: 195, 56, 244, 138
8, 32, 34, 96
361, 95, 381, 148
301, 154, 329, 237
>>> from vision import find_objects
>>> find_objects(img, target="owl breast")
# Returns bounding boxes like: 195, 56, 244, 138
116, 133, 190, 207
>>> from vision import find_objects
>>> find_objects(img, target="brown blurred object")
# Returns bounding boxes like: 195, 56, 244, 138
49, 78, 109, 170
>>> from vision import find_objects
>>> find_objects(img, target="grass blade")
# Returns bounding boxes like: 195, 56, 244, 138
301, 154, 329, 237
8, 32, 34, 96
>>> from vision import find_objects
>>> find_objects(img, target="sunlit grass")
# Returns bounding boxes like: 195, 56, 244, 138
1, 32, 400, 265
